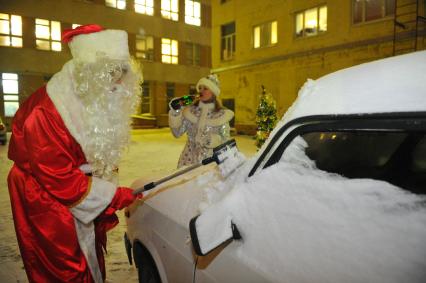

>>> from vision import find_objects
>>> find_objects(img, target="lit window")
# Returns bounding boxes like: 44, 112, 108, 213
2, 73, 19, 117
185, 0, 201, 26
253, 20, 277, 48
295, 5, 327, 37
353, 0, 395, 24
185, 42, 200, 65
105, 0, 126, 9
221, 22, 235, 61
161, 38, 178, 64
135, 0, 154, 15
136, 35, 154, 61
72, 24, 81, 29
0, 13, 22, 48
161, 0, 179, 21
35, 19, 61, 51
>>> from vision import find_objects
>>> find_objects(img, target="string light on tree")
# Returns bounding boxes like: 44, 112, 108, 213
255, 85, 277, 149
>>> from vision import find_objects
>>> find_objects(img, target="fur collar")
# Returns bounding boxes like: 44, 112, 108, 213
183, 102, 234, 126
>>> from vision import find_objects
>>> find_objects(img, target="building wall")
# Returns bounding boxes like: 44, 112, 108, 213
0, 0, 212, 127
211, 0, 426, 134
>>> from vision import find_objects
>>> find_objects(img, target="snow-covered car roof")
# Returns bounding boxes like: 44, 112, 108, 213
283, 50, 426, 122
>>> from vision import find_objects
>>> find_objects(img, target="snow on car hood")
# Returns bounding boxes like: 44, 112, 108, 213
283, 50, 426, 122
199, 159, 426, 283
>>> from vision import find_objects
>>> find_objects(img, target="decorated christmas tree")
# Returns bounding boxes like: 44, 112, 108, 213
255, 85, 278, 149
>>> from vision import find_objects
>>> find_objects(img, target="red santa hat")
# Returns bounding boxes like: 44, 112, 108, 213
62, 24, 130, 63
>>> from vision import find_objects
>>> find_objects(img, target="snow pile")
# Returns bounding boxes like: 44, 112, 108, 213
197, 160, 426, 283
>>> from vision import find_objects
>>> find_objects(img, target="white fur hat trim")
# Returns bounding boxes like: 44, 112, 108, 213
196, 74, 221, 96
69, 29, 130, 62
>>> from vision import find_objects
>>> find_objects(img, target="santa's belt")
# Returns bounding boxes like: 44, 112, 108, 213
79, 164, 119, 176
85, 168, 119, 176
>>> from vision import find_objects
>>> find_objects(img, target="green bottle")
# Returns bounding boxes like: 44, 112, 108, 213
170, 95, 196, 110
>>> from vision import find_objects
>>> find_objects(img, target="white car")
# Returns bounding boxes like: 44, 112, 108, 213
125, 51, 426, 283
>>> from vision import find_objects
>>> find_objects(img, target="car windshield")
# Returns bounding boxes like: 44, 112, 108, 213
300, 131, 425, 194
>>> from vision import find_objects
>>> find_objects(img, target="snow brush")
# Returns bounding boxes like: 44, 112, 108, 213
132, 139, 245, 196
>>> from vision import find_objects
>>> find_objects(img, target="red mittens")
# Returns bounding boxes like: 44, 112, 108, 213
110, 187, 142, 210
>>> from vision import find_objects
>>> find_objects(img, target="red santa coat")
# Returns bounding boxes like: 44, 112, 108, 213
8, 84, 117, 283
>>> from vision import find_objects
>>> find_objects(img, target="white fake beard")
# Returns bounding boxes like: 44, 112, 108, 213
73, 56, 142, 180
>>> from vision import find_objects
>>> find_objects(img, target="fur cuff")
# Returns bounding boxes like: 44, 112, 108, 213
169, 109, 183, 128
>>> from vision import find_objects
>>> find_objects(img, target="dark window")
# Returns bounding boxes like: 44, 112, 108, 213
221, 22, 235, 60
353, 0, 395, 24
136, 35, 154, 61
185, 42, 201, 66
166, 82, 175, 112
286, 131, 426, 194
141, 81, 150, 114
222, 98, 235, 127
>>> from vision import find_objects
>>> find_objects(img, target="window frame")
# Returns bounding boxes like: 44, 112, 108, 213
253, 20, 278, 49
161, 0, 179, 21
0, 13, 22, 48
294, 5, 327, 38
135, 0, 154, 15
35, 18, 62, 52
221, 22, 236, 61
141, 81, 151, 114
248, 112, 426, 177
136, 34, 155, 61
161, 38, 179, 64
185, 42, 201, 66
166, 82, 175, 112
1, 73, 20, 117
105, 0, 127, 10
352, 0, 395, 25
185, 0, 201, 26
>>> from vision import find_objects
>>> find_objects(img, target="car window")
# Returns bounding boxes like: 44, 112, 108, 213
282, 131, 425, 195
412, 136, 426, 172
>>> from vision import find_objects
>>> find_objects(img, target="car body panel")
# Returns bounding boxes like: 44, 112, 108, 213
126, 51, 426, 283
126, 161, 269, 282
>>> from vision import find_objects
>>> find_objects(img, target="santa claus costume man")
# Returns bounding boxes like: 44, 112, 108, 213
7, 25, 142, 283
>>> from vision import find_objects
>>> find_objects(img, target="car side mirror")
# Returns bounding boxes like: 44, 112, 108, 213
189, 211, 242, 256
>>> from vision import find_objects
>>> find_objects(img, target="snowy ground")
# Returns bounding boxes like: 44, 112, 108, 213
0, 128, 256, 283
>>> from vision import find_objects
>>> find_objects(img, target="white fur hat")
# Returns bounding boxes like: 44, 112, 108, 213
196, 74, 221, 96
63, 25, 130, 63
